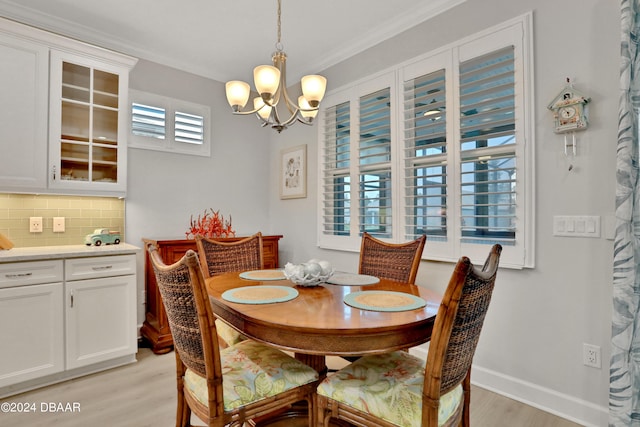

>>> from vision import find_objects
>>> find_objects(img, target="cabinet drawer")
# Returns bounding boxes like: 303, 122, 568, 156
65, 254, 136, 281
0, 260, 63, 289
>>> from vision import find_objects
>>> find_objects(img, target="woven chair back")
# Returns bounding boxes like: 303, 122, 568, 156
425, 244, 502, 399
147, 246, 216, 378
196, 232, 264, 278
358, 232, 426, 284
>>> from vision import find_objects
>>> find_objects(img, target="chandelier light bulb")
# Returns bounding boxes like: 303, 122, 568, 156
254, 65, 280, 99
225, 81, 251, 111
301, 75, 327, 107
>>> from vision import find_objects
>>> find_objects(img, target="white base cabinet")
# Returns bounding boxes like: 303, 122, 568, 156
65, 256, 137, 370
0, 282, 64, 388
0, 252, 137, 398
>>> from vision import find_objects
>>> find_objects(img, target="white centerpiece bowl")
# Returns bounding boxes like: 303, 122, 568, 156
284, 260, 334, 287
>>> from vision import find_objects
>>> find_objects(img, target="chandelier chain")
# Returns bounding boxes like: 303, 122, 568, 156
276, 0, 282, 51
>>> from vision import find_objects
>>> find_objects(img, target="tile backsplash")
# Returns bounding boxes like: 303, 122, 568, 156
0, 193, 125, 247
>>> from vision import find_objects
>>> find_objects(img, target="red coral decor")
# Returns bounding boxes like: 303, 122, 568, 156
185, 209, 236, 239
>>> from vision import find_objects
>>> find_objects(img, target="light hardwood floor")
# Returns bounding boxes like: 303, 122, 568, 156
0, 345, 581, 427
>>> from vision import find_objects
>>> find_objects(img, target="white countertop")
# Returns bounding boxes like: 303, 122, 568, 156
0, 243, 141, 263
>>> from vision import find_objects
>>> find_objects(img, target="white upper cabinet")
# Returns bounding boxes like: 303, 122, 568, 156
48, 50, 132, 196
0, 17, 137, 197
0, 30, 49, 191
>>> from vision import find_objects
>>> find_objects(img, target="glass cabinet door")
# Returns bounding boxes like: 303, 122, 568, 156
49, 49, 134, 196
59, 62, 119, 183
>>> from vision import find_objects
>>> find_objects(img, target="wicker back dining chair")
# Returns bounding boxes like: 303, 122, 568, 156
317, 244, 502, 427
196, 232, 264, 277
195, 232, 263, 347
358, 232, 426, 284
147, 245, 319, 427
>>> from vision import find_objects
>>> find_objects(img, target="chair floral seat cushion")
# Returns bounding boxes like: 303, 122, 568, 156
317, 351, 462, 427
184, 340, 319, 411
215, 319, 247, 346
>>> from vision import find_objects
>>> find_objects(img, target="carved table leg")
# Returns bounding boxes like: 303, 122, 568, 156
294, 353, 327, 376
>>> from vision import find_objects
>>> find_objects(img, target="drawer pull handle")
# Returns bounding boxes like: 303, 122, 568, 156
5, 272, 33, 279
92, 265, 113, 271
70, 290, 74, 308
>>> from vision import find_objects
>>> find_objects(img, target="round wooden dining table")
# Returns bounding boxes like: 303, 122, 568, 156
205, 270, 441, 374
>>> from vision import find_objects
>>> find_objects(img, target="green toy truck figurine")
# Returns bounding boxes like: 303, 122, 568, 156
84, 228, 121, 246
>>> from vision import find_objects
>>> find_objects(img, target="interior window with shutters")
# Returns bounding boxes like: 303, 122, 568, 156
129, 90, 211, 157
322, 101, 351, 237
132, 103, 166, 140
320, 73, 396, 250
175, 111, 204, 145
359, 88, 392, 238
404, 68, 448, 243
318, 14, 533, 268
459, 47, 516, 246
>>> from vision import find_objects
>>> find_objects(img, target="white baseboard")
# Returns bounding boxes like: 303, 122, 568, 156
409, 346, 607, 426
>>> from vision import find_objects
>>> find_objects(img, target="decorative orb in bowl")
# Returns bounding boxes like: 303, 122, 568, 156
284, 259, 334, 287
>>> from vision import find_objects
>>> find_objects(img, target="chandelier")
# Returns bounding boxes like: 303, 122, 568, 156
224, 0, 327, 133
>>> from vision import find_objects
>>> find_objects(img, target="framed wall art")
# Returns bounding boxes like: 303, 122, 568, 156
280, 144, 307, 199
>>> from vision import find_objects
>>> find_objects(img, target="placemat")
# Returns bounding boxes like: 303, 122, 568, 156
344, 290, 426, 312
222, 286, 298, 304
326, 272, 380, 286
239, 269, 286, 281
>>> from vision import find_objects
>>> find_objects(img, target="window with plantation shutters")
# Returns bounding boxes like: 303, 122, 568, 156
175, 111, 204, 145
459, 47, 516, 246
322, 101, 351, 236
129, 89, 210, 157
132, 103, 166, 140
359, 88, 392, 238
403, 69, 448, 243
318, 14, 533, 268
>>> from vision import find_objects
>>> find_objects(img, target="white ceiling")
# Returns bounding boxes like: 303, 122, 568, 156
0, 0, 463, 84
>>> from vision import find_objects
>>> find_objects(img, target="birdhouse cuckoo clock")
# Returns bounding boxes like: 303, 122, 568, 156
547, 78, 590, 134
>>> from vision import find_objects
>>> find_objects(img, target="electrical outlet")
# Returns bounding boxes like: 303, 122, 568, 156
29, 217, 43, 233
583, 343, 601, 368
53, 217, 65, 233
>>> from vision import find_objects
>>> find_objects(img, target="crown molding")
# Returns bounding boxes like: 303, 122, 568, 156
0, 0, 467, 82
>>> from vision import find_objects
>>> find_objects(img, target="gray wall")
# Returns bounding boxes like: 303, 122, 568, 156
126, 59, 273, 329
268, 0, 616, 425
126, 0, 617, 424
127, 59, 272, 244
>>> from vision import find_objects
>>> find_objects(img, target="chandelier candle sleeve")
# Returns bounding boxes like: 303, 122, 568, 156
254, 97, 272, 120
254, 65, 281, 100
301, 75, 327, 107
298, 96, 317, 119
225, 81, 250, 111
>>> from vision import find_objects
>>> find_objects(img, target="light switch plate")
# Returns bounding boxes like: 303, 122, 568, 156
53, 217, 65, 233
553, 215, 600, 238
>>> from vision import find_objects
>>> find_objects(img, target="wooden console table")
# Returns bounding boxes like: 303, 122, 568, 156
140, 235, 283, 354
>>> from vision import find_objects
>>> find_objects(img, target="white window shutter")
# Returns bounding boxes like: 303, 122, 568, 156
321, 102, 351, 237
458, 46, 517, 247
403, 69, 447, 242
131, 103, 165, 140
359, 88, 392, 238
